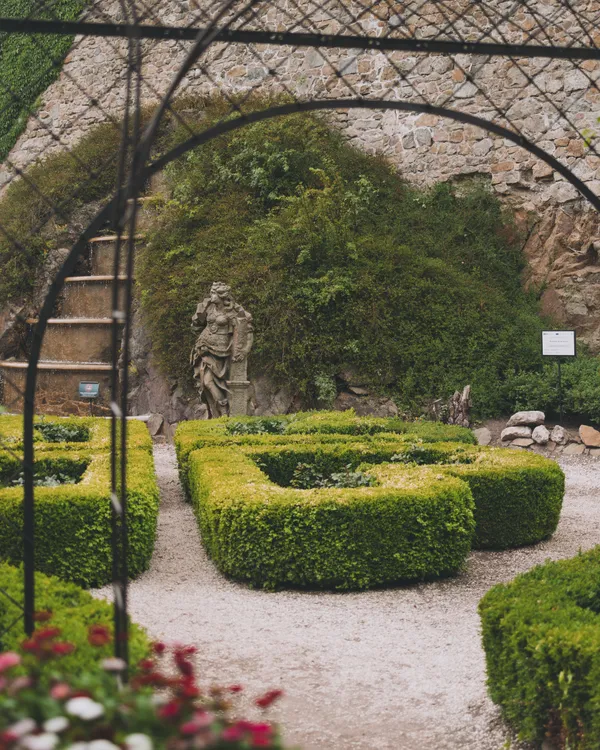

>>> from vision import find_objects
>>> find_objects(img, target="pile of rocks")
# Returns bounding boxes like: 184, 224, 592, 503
493, 411, 600, 456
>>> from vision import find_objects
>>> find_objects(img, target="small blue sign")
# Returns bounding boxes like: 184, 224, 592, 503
79, 381, 99, 399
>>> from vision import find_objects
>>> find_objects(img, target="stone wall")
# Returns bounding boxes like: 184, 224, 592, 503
3, 1, 600, 347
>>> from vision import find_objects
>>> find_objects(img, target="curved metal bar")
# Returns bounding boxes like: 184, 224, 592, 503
22, 96, 600, 634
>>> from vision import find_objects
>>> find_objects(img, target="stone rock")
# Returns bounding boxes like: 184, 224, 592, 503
147, 413, 164, 436
472, 427, 492, 446
248, 375, 295, 416
532, 425, 550, 445
550, 425, 568, 445
348, 386, 370, 396
501, 426, 533, 441
563, 443, 585, 455
512, 438, 534, 447
333, 391, 398, 418
579, 424, 600, 447
507, 410, 545, 426
590, 448, 600, 457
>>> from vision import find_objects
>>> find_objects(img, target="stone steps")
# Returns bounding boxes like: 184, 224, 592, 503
0, 233, 142, 415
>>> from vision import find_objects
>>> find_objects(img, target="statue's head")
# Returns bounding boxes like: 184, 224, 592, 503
209, 282, 232, 304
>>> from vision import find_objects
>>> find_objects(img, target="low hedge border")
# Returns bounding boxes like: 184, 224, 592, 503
479, 548, 600, 748
188, 444, 476, 590
0, 562, 150, 681
0, 448, 159, 587
0, 415, 153, 453
175, 410, 476, 495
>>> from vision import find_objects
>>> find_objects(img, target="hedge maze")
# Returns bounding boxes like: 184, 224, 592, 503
175, 411, 565, 590
0, 415, 159, 588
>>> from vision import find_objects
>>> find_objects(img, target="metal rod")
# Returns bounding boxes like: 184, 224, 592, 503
1, 18, 600, 61
558, 359, 563, 425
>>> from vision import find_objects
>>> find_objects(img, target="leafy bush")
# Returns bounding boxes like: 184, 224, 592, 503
506, 356, 600, 423
178, 416, 564, 589
34, 421, 90, 443
225, 417, 286, 435
479, 547, 600, 748
4, 456, 88, 487
138, 107, 549, 418
0, 563, 149, 676
189, 444, 475, 590
0, 0, 86, 162
0, 448, 159, 587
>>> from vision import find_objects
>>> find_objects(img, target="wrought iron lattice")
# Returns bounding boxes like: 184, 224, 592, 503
0, 0, 599, 663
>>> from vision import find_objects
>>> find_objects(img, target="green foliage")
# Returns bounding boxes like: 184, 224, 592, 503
0, 418, 158, 587
34, 420, 90, 443
0, 0, 86, 162
506, 356, 600, 422
177, 414, 564, 589
479, 547, 600, 747
138, 108, 548, 417
3, 456, 88, 487
0, 563, 149, 678
225, 417, 286, 435
188, 444, 475, 590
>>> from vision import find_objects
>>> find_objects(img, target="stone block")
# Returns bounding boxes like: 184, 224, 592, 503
563, 443, 585, 455
579, 424, 600, 447
501, 426, 533, 441
550, 425, 568, 444
532, 425, 550, 445
512, 438, 534, 447
507, 411, 545, 426
473, 427, 491, 446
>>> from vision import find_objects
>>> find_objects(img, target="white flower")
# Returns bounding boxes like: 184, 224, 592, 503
8, 718, 36, 737
65, 696, 104, 721
101, 657, 126, 672
89, 741, 120, 750
124, 734, 153, 750
21, 733, 59, 750
43, 717, 69, 734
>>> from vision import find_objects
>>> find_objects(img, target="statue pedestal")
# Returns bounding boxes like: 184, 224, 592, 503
227, 359, 250, 416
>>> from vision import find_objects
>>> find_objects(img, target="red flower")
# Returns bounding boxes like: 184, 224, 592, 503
51, 642, 75, 656
255, 690, 283, 709
34, 627, 61, 641
0, 730, 19, 744
88, 625, 111, 647
157, 700, 181, 720
228, 684, 243, 693
179, 714, 213, 735
176, 659, 194, 677
33, 611, 53, 622
139, 659, 154, 672
152, 642, 166, 655
251, 737, 272, 748
221, 726, 244, 742
20, 639, 39, 653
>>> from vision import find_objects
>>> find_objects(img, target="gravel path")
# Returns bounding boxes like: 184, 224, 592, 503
94, 446, 600, 750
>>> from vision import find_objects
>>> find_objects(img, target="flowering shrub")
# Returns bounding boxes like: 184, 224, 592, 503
0, 620, 289, 750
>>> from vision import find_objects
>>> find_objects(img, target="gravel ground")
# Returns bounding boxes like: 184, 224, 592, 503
93, 446, 600, 750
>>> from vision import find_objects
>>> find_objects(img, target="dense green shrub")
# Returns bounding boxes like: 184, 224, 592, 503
479, 547, 600, 748
138, 108, 549, 417
0, 0, 86, 162
506, 356, 600, 423
174, 411, 476, 493
177, 415, 564, 589
0, 446, 159, 587
188, 444, 475, 590
0, 562, 149, 678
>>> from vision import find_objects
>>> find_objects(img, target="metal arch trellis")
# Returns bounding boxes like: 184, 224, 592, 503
0, 0, 599, 666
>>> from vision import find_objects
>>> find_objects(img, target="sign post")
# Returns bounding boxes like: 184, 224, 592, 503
541, 331, 576, 424
79, 381, 100, 416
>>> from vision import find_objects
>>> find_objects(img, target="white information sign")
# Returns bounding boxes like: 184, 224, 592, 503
542, 330, 576, 357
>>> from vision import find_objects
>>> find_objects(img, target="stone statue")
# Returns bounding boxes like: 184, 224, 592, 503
190, 282, 253, 418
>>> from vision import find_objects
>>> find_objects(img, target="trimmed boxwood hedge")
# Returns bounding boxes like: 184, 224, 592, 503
0, 417, 159, 587
188, 444, 476, 590
371, 441, 565, 549
0, 415, 153, 453
0, 562, 150, 680
174, 410, 476, 495
479, 548, 600, 748
179, 416, 564, 589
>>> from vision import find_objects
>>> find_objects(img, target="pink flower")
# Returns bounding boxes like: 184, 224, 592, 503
221, 726, 244, 742
152, 642, 166, 655
51, 642, 75, 656
157, 700, 180, 720
228, 684, 243, 693
0, 652, 21, 673
88, 625, 111, 647
50, 683, 71, 700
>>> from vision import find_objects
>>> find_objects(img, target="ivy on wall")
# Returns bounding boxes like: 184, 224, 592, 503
0, 0, 86, 162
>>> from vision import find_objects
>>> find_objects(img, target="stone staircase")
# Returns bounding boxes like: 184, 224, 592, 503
0, 236, 134, 415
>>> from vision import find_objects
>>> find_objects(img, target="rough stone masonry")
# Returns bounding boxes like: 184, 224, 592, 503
4, 0, 600, 347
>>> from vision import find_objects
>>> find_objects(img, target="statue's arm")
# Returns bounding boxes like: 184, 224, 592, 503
191, 299, 209, 331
